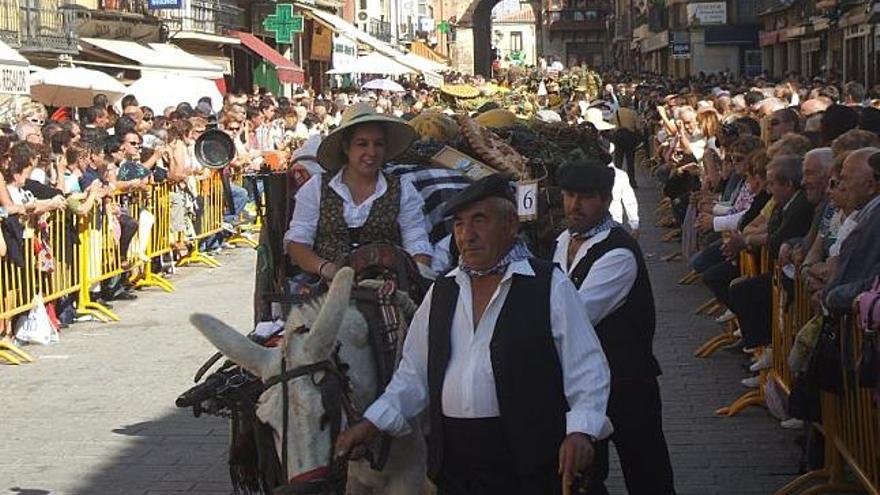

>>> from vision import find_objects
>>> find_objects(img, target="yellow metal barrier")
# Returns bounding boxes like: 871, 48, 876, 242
695, 249, 760, 359
177, 173, 223, 269
130, 183, 175, 293
76, 201, 121, 323
0, 208, 81, 321
775, 316, 880, 495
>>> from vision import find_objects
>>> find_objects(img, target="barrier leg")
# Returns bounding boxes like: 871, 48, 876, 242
661, 228, 682, 242
695, 298, 718, 315
177, 241, 220, 268
77, 287, 120, 323
694, 323, 739, 358
0, 349, 22, 365
226, 231, 258, 249
678, 270, 701, 285
130, 259, 175, 293
715, 389, 763, 416
0, 340, 34, 363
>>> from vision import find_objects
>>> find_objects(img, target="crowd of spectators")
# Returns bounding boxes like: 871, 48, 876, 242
624, 73, 880, 444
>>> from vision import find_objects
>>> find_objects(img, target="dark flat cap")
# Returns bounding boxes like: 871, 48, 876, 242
557, 161, 615, 194
443, 174, 515, 218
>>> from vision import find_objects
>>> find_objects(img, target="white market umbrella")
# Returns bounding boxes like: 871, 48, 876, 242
327, 52, 415, 76
126, 73, 223, 114
362, 78, 405, 92
29, 67, 127, 107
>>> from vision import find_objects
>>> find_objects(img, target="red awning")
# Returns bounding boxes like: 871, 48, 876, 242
231, 31, 305, 85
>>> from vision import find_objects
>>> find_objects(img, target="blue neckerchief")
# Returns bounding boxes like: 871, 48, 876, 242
458, 238, 533, 278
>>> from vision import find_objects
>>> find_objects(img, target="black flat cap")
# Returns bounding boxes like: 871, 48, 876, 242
443, 174, 515, 218
557, 160, 615, 194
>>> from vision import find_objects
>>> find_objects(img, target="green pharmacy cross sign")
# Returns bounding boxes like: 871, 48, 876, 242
263, 4, 303, 44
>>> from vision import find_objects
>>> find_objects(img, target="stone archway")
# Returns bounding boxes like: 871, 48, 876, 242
455, 0, 542, 76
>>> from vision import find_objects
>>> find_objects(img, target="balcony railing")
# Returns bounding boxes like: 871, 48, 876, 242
0, 0, 78, 53
150, 0, 245, 35
547, 0, 612, 12
98, 0, 149, 14
547, 9, 608, 24
369, 18, 391, 42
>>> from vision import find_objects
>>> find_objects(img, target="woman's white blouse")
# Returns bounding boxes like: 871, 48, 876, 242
284, 170, 433, 257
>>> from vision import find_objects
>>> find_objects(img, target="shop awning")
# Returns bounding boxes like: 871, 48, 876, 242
410, 41, 450, 65
79, 38, 224, 79
230, 31, 305, 85
0, 38, 29, 95
298, 3, 444, 82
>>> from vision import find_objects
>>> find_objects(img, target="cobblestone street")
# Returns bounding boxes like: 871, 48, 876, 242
0, 178, 804, 495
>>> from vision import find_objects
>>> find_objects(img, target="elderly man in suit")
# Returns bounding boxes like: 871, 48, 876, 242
824, 147, 880, 311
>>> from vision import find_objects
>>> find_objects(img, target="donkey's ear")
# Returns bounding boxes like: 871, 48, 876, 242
299, 267, 354, 362
191, 313, 277, 379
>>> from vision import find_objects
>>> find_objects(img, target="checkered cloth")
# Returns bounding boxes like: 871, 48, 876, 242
384, 163, 472, 243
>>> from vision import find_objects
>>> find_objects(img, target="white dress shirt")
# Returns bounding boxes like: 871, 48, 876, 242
609, 165, 639, 230
364, 260, 612, 440
554, 229, 638, 325
284, 170, 433, 257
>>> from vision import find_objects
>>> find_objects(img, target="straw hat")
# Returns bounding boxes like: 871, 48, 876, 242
584, 107, 615, 131
316, 102, 416, 173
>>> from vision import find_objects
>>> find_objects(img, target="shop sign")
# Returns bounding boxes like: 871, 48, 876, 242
759, 30, 779, 46
78, 18, 160, 42
423, 71, 443, 88
671, 41, 691, 59
419, 17, 434, 32
779, 25, 805, 42
801, 37, 821, 52
311, 23, 332, 62
641, 30, 668, 53
686, 2, 727, 26
263, 4, 304, 44
0, 64, 28, 95
332, 34, 357, 70
147, 0, 182, 8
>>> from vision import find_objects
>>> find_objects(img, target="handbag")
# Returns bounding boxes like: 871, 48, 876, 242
814, 314, 844, 394
856, 277, 880, 388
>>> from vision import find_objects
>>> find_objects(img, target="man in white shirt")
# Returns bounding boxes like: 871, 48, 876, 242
336, 174, 612, 494
553, 161, 675, 495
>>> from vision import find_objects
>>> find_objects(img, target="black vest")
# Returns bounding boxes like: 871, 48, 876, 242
426, 259, 568, 479
569, 227, 661, 381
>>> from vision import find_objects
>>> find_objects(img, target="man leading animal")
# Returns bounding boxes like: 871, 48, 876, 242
337, 174, 613, 495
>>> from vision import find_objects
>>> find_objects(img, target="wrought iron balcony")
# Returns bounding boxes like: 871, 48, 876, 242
0, 0, 78, 54
547, 9, 608, 29
369, 18, 391, 42
547, 0, 612, 12
149, 0, 246, 35
98, 0, 149, 14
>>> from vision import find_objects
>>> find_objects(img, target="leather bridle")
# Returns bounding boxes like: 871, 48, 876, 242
265, 349, 361, 495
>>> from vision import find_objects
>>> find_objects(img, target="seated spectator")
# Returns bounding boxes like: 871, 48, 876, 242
729, 155, 815, 356
823, 148, 880, 312
820, 105, 860, 145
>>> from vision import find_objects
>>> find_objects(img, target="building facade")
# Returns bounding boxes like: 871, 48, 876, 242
618, 0, 880, 84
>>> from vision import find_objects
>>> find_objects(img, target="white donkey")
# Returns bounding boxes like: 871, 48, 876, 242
190, 267, 428, 495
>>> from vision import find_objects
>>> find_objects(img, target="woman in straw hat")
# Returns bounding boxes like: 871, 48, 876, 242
284, 102, 432, 280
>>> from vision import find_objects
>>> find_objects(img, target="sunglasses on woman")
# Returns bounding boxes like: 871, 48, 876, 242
28, 117, 45, 126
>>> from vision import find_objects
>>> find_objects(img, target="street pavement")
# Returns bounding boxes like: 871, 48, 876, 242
0, 176, 805, 495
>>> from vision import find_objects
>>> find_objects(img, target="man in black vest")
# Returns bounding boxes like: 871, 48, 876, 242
553, 160, 675, 495
337, 174, 612, 494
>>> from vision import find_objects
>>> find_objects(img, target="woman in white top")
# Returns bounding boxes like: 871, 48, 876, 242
285, 102, 432, 281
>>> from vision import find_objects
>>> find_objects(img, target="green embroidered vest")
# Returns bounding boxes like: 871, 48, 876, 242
314, 172, 403, 262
